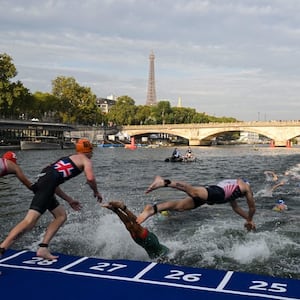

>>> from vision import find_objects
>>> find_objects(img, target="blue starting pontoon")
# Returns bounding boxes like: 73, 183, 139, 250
1, 249, 299, 299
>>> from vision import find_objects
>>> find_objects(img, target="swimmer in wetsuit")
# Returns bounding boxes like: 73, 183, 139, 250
0, 151, 33, 190
0, 151, 36, 273
0, 139, 103, 260
136, 176, 256, 231
103, 201, 169, 259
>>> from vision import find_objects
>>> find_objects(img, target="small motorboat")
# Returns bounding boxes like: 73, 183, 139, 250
165, 156, 196, 162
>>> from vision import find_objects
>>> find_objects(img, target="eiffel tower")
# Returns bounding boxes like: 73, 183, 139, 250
146, 51, 157, 106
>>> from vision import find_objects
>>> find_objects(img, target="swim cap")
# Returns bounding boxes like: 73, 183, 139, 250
76, 139, 93, 153
278, 199, 285, 204
2, 151, 17, 164
242, 178, 250, 185
160, 210, 169, 217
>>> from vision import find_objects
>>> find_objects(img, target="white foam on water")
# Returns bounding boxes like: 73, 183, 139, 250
285, 163, 300, 179
226, 230, 298, 265
93, 213, 148, 260
168, 215, 298, 270
229, 237, 271, 264
255, 188, 273, 198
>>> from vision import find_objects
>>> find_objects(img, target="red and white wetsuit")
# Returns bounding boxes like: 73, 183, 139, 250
217, 179, 241, 201
0, 158, 8, 177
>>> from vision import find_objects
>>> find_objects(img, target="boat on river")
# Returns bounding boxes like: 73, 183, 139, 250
20, 136, 75, 150
165, 156, 197, 162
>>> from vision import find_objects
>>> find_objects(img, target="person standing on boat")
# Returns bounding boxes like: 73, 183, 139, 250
0, 151, 33, 190
136, 176, 256, 231
0, 139, 103, 260
102, 201, 169, 259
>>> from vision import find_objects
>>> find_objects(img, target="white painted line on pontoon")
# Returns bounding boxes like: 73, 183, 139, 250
216, 270, 234, 290
133, 262, 157, 279
0, 250, 28, 263
59, 256, 89, 271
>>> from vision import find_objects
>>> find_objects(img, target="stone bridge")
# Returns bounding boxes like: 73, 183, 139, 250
122, 121, 300, 147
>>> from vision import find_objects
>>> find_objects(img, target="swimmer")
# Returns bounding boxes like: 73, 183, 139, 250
102, 201, 169, 259
0, 139, 102, 260
272, 200, 288, 212
137, 176, 256, 231
160, 210, 170, 217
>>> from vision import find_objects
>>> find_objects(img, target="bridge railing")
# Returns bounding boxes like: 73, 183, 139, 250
123, 120, 300, 129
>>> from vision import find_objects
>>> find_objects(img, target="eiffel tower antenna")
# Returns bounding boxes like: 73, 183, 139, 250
146, 50, 157, 106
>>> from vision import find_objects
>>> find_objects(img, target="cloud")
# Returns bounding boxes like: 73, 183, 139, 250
1, 0, 300, 121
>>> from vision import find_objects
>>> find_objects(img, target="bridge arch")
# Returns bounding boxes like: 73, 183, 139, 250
124, 127, 271, 146
122, 121, 300, 147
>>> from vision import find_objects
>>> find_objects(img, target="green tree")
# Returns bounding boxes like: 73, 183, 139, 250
192, 112, 210, 123
52, 76, 101, 125
52, 76, 80, 123
0, 53, 17, 81
207, 115, 238, 123
135, 105, 152, 125
0, 53, 32, 118
169, 107, 197, 124
33, 92, 61, 121
107, 95, 136, 125
151, 101, 172, 124
76, 85, 100, 125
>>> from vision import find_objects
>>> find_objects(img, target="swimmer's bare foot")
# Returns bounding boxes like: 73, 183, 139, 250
102, 203, 113, 210
37, 247, 58, 260
102, 201, 125, 210
110, 201, 126, 210
136, 204, 155, 224
145, 176, 165, 194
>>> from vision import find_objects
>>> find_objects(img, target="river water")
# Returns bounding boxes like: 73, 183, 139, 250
0, 145, 299, 279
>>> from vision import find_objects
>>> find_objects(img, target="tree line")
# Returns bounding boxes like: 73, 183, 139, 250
0, 53, 238, 126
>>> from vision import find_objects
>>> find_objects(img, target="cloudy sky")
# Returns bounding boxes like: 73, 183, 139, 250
1, 0, 300, 121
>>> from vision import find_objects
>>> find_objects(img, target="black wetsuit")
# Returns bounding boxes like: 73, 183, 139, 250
193, 179, 245, 208
30, 156, 82, 214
